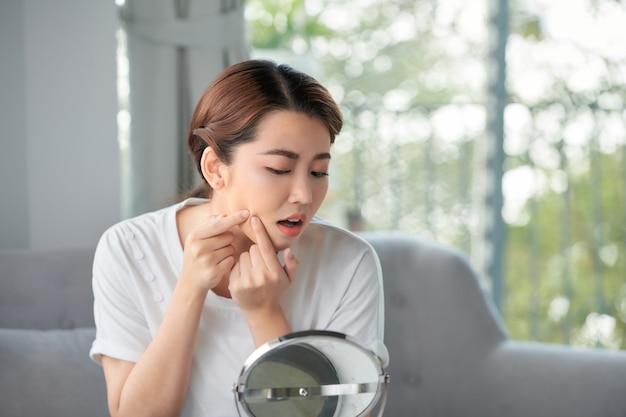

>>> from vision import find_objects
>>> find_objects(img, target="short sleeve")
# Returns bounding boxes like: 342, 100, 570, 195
326, 241, 387, 364
89, 226, 152, 364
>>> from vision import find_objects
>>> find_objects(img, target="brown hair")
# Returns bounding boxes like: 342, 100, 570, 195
186, 59, 343, 198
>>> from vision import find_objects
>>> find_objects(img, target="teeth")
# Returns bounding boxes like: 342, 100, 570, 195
287, 218, 300, 223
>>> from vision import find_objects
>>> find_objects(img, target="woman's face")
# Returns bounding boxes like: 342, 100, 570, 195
217, 110, 332, 251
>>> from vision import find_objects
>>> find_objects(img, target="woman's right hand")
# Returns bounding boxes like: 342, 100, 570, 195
179, 210, 250, 293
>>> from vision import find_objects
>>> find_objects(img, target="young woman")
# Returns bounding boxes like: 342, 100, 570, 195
90, 59, 385, 417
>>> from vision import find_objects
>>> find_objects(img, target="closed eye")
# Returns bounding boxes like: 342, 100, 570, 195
312, 171, 329, 178
267, 167, 291, 175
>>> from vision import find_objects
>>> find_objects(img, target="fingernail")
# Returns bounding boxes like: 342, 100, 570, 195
241, 210, 250, 218
251, 216, 260, 226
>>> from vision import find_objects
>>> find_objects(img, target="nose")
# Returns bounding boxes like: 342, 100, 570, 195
289, 174, 313, 204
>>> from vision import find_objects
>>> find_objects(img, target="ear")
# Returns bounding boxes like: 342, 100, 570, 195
200, 147, 226, 190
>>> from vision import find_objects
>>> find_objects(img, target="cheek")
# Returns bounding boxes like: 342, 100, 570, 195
312, 181, 329, 207
225, 171, 279, 213
237, 219, 255, 244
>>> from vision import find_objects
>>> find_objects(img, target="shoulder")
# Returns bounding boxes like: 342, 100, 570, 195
97, 207, 168, 250
300, 217, 378, 260
95, 201, 184, 263
98, 198, 206, 246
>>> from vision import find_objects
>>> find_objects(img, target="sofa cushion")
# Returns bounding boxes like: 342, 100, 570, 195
0, 327, 108, 417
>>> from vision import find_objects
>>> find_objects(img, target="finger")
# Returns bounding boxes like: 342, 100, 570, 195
242, 244, 262, 286
215, 254, 236, 279
203, 233, 234, 251
195, 210, 250, 239
185, 233, 233, 258
239, 251, 251, 272
248, 244, 262, 271
210, 245, 236, 265
283, 248, 299, 283
230, 251, 251, 291
228, 259, 241, 287
214, 210, 251, 233
230, 255, 241, 280
250, 216, 279, 268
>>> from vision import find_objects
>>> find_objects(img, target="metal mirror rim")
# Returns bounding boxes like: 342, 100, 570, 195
233, 330, 389, 417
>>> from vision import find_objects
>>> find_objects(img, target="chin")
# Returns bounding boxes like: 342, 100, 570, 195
265, 231, 290, 251
272, 241, 291, 252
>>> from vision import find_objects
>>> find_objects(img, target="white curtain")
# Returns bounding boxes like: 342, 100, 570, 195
122, 0, 249, 217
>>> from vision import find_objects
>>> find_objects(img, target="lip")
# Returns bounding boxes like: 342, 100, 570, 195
276, 213, 307, 238
282, 213, 306, 223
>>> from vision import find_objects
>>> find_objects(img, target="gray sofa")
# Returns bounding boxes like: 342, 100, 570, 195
2, 233, 626, 417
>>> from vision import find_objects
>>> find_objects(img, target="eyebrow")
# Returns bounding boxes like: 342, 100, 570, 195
261, 149, 331, 160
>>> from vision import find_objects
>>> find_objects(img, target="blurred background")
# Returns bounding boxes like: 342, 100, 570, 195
2, 0, 625, 350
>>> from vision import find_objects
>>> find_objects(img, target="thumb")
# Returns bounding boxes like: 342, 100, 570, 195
283, 248, 299, 283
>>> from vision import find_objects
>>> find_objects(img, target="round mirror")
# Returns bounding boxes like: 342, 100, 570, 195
233, 330, 389, 417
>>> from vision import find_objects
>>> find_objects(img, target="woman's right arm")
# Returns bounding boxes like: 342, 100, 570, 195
102, 281, 207, 417
101, 211, 250, 417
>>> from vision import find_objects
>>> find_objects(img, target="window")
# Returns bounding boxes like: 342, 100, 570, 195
246, 0, 626, 348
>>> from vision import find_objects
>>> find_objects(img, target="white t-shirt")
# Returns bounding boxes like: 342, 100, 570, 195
90, 198, 385, 417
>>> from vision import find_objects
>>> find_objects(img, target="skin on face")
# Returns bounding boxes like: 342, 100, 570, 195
211, 110, 332, 252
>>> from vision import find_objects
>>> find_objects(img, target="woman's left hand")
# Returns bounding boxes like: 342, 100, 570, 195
229, 216, 298, 326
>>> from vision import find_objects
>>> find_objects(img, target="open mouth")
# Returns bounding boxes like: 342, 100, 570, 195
276, 215, 306, 238
277, 219, 302, 228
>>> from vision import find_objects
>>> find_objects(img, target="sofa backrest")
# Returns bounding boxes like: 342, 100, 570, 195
361, 232, 508, 417
0, 236, 507, 417
0, 247, 108, 417
0, 248, 96, 330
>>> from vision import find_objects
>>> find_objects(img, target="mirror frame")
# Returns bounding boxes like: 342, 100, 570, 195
233, 330, 390, 417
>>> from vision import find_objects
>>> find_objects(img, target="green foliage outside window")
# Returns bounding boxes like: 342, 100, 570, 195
246, 0, 626, 349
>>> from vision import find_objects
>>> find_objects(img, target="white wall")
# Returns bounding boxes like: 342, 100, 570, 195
0, 0, 120, 250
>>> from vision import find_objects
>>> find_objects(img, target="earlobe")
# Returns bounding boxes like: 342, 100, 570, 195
200, 147, 225, 190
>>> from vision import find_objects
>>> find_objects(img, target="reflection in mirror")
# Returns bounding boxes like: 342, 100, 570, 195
233, 330, 389, 417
